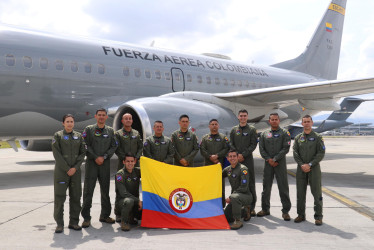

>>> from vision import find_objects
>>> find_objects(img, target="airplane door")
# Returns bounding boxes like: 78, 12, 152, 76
171, 67, 185, 92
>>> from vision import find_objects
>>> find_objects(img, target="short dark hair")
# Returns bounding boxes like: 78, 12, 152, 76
209, 119, 218, 124
123, 152, 136, 160
238, 109, 248, 115
179, 114, 189, 121
154, 120, 163, 125
269, 113, 279, 119
227, 149, 238, 156
62, 114, 74, 123
96, 108, 107, 115
302, 115, 313, 121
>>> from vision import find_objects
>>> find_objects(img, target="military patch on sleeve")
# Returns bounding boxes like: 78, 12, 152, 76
242, 170, 247, 175
242, 179, 247, 184
52, 138, 56, 144
116, 175, 123, 182
287, 131, 291, 137
82, 132, 87, 138
144, 141, 148, 146
224, 137, 229, 143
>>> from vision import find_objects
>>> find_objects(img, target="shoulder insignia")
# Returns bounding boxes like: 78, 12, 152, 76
116, 175, 123, 182
242, 170, 248, 175
82, 131, 87, 138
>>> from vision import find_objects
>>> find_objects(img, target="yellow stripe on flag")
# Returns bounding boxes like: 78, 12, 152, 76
140, 157, 222, 202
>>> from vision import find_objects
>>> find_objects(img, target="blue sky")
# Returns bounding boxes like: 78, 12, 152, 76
1, 0, 373, 123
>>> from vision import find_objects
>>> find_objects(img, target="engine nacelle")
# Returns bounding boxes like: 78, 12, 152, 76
113, 97, 239, 141
19, 139, 52, 151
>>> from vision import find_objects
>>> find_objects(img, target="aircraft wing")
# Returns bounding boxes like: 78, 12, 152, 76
213, 78, 374, 110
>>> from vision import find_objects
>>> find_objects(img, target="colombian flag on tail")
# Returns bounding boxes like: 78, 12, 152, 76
140, 157, 229, 229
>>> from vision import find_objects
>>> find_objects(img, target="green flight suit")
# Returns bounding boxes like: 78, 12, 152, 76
143, 135, 175, 164
115, 167, 142, 223
115, 128, 143, 170
171, 129, 199, 166
230, 124, 258, 211
293, 130, 325, 220
259, 127, 291, 214
52, 129, 86, 226
81, 124, 118, 221
223, 163, 253, 222
114, 127, 143, 216
200, 133, 230, 207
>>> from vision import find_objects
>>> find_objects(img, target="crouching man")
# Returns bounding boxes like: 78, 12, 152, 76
223, 150, 253, 230
115, 152, 142, 231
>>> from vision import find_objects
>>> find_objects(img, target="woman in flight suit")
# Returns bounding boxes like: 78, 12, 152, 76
52, 114, 86, 233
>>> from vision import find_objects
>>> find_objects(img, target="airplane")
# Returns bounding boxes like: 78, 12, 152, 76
1, 0, 374, 153
287, 97, 374, 138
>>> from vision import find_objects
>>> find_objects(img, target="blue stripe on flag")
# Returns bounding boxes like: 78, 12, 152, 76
143, 191, 224, 219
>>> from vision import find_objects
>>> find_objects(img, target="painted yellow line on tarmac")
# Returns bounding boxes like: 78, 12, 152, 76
287, 170, 374, 220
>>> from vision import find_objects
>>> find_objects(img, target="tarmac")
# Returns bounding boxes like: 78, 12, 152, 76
0, 136, 373, 249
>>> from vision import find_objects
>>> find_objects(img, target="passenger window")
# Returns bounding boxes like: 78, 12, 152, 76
174, 72, 181, 81
155, 70, 161, 80
134, 68, 141, 78
223, 79, 228, 86
245, 81, 249, 87
230, 79, 235, 86
123, 66, 130, 76
165, 72, 171, 80
237, 80, 242, 87
55, 60, 64, 71
206, 76, 211, 84
145, 69, 151, 79
186, 74, 192, 82
215, 78, 220, 85
98, 64, 105, 74
197, 75, 202, 84
23, 56, 32, 68
6, 54, 15, 66
84, 63, 91, 73
71, 62, 78, 72
40, 57, 48, 69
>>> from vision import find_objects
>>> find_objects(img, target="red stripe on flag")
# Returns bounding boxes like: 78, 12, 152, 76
141, 209, 230, 230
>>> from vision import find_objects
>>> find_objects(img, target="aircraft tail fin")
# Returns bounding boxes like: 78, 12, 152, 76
271, 0, 347, 80
326, 97, 365, 121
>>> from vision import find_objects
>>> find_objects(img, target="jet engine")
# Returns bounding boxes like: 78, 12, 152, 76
19, 139, 52, 151
113, 97, 238, 141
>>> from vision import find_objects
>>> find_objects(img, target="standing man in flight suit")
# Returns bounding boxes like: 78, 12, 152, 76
293, 115, 325, 226
200, 119, 230, 207
115, 153, 142, 231
143, 120, 174, 164
115, 113, 143, 170
223, 150, 253, 230
257, 113, 292, 221
114, 113, 143, 222
230, 109, 258, 216
81, 108, 118, 228
171, 114, 199, 167
52, 114, 86, 233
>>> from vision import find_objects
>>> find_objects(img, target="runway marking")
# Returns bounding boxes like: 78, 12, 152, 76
287, 170, 374, 220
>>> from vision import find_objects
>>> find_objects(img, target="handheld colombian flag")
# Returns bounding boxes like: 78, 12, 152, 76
140, 157, 229, 229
